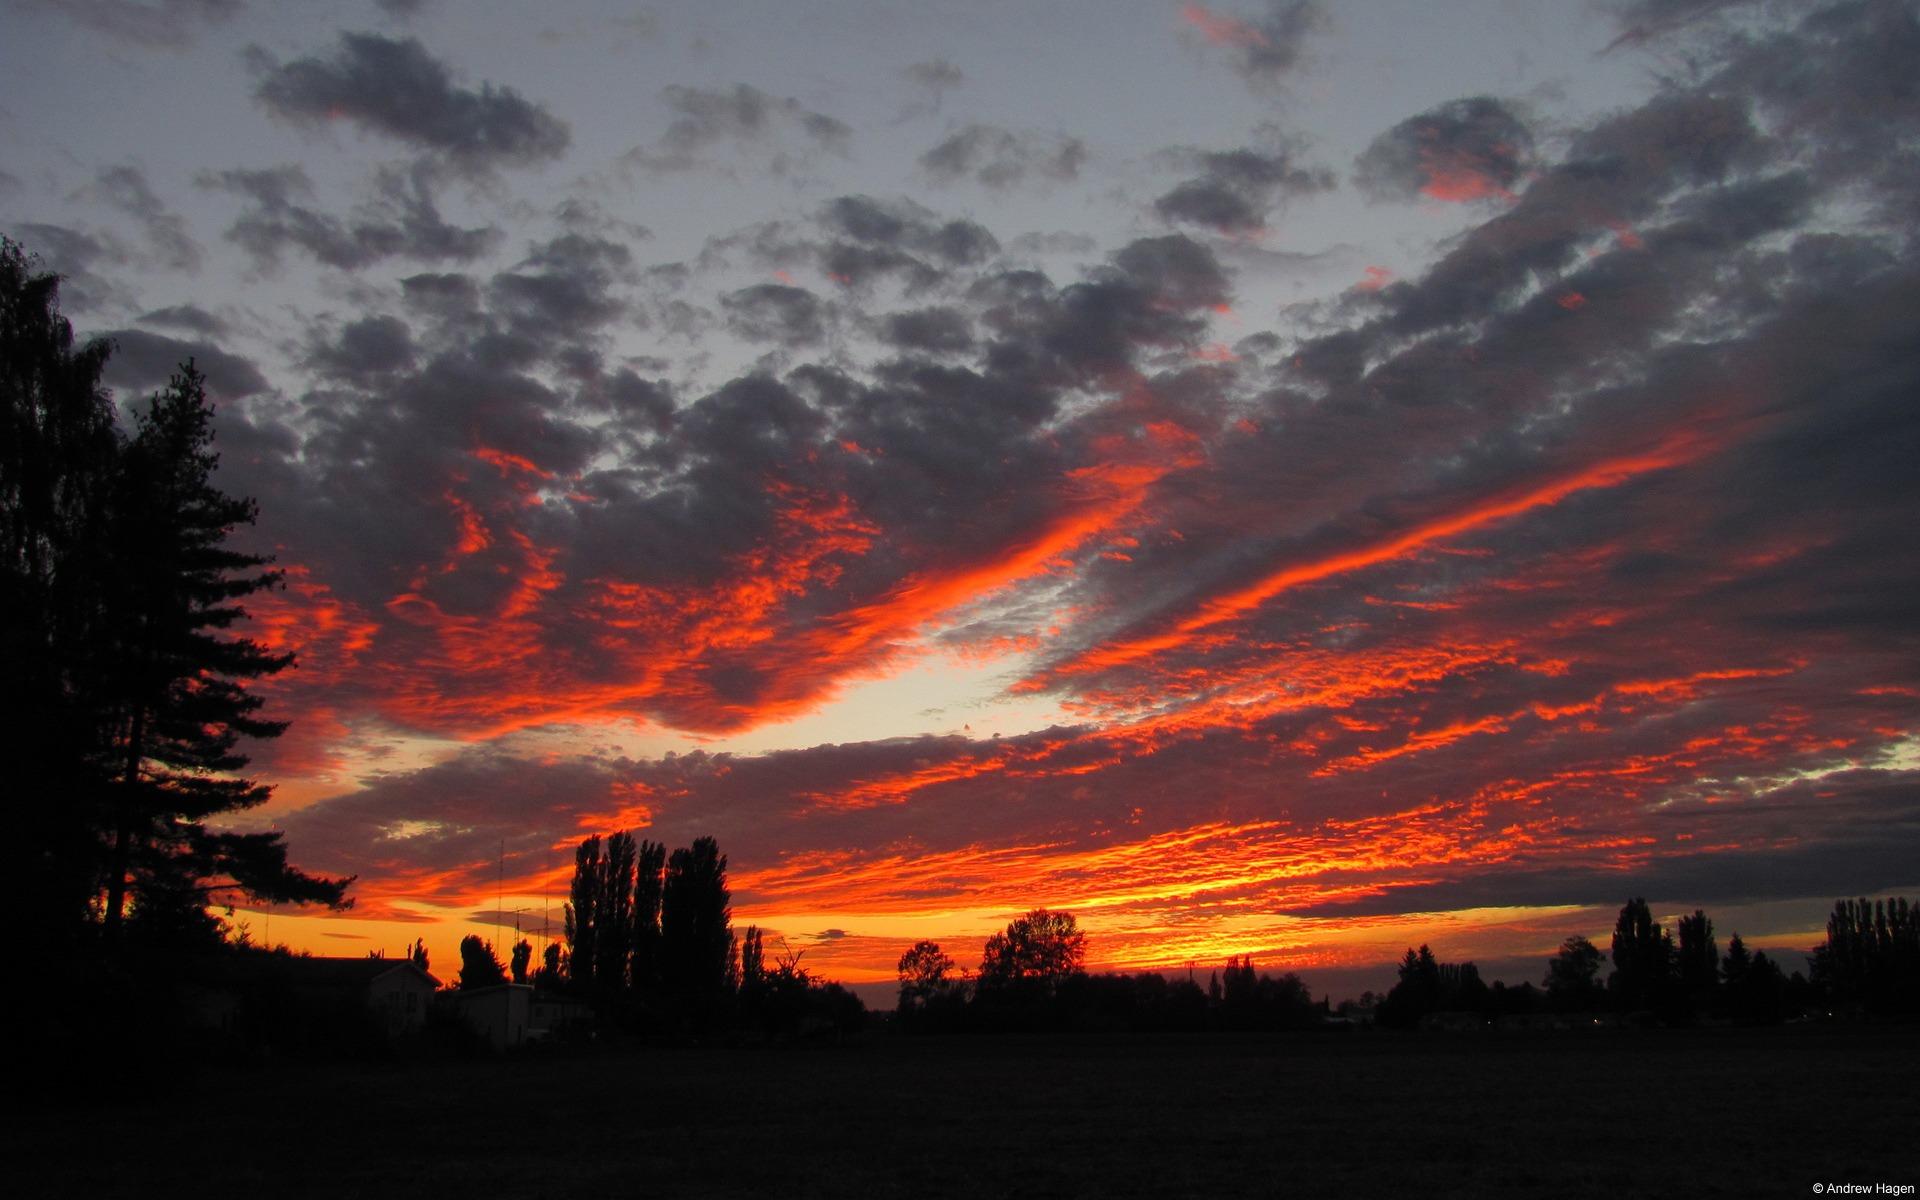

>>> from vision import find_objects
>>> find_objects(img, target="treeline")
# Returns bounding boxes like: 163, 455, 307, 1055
896, 910, 1326, 1033
896, 896, 1920, 1035
1373, 895, 1920, 1028
532, 831, 863, 1038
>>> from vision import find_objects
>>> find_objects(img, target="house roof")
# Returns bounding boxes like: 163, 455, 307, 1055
221, 953, 441, 991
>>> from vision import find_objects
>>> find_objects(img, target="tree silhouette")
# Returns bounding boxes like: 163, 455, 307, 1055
896, 939, 958, 1012
1675, 909, 1718, 1018
2, 239, 346, 951
409, 937, 430, 974
1543, 935, 1605, 1011
1609, 897, 1673, 1014
593, 831, 637, 1008
978, 909, 1086, 1000
661, 836, 733, 1023
1812, 896, 1919, 1015
630, 837, 667, 1000
564, 834, 602, 994
510, 938, 532, 984
458, 935, 507, 989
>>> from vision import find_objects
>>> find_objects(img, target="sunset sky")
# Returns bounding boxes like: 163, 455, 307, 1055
5, 0, 1917, 997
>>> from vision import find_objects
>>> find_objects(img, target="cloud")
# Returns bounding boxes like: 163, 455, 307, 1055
253, 32, 571, 174
21, 0, 240, 48
1353, 96, 1535, 205
1603, 0, 1761, 53
1180, 1, 1325, 87
1154, 145, 1335, 235
920, 124, 1087, 190
215, 7, 1920, 986
95, 326, 270, 400
627, 84, 851, 175
903, 59, 964, 93
8, 222, 130, 312
137, 304, 225, 336
720, 284, 827, 346
198, 163, 499, 271
85, 166, 202, 271
304, 314, 417, 384
881, 306, 975, 355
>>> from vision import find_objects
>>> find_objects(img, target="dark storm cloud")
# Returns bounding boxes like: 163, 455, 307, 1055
1154, 145, 1335, 235
253, 32, 570, 174
919, 124, 1087, 190
96, 326, 270, 400
1351, 96, 1535, 204
22, 0, 240, 48
199, 163, 498, 271
86, 166, 202, 271
627, 84, 851, 175
720, 284, 826, 346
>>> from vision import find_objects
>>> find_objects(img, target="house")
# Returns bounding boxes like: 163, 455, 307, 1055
446, 983, 535, 1050
279, 956, 442, 1036
531, 991, 593, 1040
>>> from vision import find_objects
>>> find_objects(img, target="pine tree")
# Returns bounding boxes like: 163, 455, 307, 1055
4, 241, 346, 949
95, 363, 348, 941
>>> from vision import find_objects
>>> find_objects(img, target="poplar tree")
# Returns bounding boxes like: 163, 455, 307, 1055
564, 834, 602, 993
661, 836, 732, 1020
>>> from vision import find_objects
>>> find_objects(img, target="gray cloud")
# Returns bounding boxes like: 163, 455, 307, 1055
96, 326, 270, 400
199, 163, 498, 272
1154, 145, 1335, 234
627, 84, 851, 175
137, 303, 225, 336
721, 284, 826, 346
920, 124, 1087, 190
22, 0, 240, 48
86, 165, 202, 271
1352, 96, 1535, 205
253, 32, 571, 173
1184, 0, 1326, 88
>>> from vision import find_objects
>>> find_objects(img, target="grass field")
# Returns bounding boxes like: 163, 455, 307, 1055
19, 1025, 1917, 1198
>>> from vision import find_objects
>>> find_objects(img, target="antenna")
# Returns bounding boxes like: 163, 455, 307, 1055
495, 838, 505, 954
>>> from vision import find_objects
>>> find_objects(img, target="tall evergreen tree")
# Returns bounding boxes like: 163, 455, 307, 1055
3, 241, 345, 949
99, 366, 349, 940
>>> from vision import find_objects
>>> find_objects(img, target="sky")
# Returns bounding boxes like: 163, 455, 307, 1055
4, 0, 1917, 998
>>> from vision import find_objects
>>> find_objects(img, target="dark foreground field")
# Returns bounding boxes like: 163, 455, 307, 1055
18, 1026, 1918, 1198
